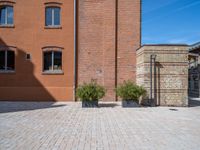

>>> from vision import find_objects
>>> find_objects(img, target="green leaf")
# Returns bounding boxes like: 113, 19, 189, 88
76, 80, 106, 101
115, 80, 146, 101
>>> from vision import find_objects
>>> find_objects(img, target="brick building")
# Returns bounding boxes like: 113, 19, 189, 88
0, 0, 75, 101
0, 0, 141, 101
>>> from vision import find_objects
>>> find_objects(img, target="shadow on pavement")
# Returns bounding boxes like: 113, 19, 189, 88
189, 99, 200, 107
98, 102, 119, 108
0, 102, 66, 113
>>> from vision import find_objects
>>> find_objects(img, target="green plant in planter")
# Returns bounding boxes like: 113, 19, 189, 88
76, 80, 106, 105
115, 80, 146, 103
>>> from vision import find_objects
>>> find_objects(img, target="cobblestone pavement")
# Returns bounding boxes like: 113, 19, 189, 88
0, 101, 200, 150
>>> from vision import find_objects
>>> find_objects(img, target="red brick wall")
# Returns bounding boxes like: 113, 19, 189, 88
78, 0, 141, 101
0, 0, 74, 101
118, 0, 141, 84
0, 0, 140, 101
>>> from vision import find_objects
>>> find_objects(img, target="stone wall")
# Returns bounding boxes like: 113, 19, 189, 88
136, 45, 189, 106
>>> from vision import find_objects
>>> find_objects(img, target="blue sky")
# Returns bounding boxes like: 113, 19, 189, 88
142, 0, 200, 45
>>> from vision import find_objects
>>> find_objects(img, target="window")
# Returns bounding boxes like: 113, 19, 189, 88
43, 51, 62, 73
0, 6, 13, 25
45, 7, 60, 27
0, 50, 15, 71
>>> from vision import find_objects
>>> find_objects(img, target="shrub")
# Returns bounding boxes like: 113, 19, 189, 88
115, 80, 146, 102
76, 80, 106, 102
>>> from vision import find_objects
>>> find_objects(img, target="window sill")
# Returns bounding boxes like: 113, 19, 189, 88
0, 24, 15, 28
0, 70, 15, 74
42, 70, 64, 75
44, 26, 62, 29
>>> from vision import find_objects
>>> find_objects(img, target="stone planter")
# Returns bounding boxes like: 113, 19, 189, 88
122, 100, 139, 107
82, 100, 98, 108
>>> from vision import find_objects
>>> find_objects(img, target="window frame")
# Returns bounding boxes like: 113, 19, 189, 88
45, 6, 61, 28
0, 49, 15, 73
0, 1, 15, 28
42, 48, 63, 75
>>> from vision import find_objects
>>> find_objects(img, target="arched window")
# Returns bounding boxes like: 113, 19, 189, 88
0, 5, 13, 25
42, 47, 63, 73
0, 49, 15, 71
44, 2, 62, 28
45, 6, 60, 27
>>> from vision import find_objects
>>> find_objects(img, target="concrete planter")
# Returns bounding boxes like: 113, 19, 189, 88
82, 101, 98, 108
122, 100, 139, 107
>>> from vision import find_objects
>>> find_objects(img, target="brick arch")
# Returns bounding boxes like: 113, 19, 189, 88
42, 46, 63, 52
44, 2, 62, 7
0, 0, 15, 6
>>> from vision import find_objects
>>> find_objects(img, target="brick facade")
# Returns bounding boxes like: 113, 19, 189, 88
0, 0, 190, 105
0, 0, 74, 101
77, 0, 141, 100
0, 0, 141, 101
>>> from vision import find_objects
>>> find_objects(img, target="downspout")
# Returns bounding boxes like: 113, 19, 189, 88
153, 56, 157, 106
73, 0, 77, 101
115, 0, 118, 101
150, 54, 156, 106
150, 55, 152, 104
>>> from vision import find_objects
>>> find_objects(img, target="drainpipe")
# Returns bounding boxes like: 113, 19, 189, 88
115, 0, 118, 101
153, 55, 157, 106
73, 0, 77, 101
150, 54, 157, 106
150, 55, 153, 104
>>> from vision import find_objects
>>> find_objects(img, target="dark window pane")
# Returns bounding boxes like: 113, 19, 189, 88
53, 51, 62, 70
54, 7, 60, 25
44, 52, 52, 71
0, 51, 5, 70
7, 50, 15, 70
26, 53, 31, 60
45, 8, 52, 26
7, 6, 13, 25
0, 7, 6, 25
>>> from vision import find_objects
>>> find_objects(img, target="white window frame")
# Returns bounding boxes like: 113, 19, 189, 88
51, 8, 55, 26
46, 7, 60, 27
0, 6, 13, 25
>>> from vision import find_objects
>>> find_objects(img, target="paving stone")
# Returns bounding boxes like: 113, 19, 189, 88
0, 102, 200, 150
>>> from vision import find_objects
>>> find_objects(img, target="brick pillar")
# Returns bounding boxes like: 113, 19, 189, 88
102, 0, 116, 100
117, 0, 141, 84
78, 0, 116, 101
